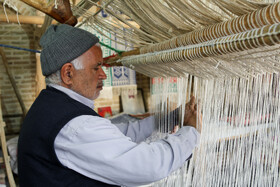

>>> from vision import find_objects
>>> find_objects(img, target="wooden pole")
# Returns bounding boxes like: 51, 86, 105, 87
0, 96, 16, 187
121, 24, 280, 67
19, 0, 77, 26
140, 2, 280, 54
0, 14, 58, 25
0, 48, 27, 117
104, 48, 140, 65
106, 2, 280, 65
35, 53, 46, 97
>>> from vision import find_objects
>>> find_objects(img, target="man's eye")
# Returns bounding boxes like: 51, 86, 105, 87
94, 67, 99, 71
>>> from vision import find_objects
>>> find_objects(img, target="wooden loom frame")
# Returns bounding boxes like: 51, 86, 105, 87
0, 94, 15, 187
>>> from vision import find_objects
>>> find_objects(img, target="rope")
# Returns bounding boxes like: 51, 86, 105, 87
0, 44, 41, 53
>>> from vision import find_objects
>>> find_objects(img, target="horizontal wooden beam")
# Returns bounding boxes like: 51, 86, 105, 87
0, 14, 86, 25
121, 23, 280, 71
104, 48, 140, 65
0, 15, 56, 25
19, 0, 77, 26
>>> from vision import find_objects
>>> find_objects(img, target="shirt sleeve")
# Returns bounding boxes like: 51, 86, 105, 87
114, 116, 156, 143
54, 115, 200, 187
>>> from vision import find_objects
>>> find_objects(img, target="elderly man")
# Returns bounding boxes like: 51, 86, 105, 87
18, 24, 200, 187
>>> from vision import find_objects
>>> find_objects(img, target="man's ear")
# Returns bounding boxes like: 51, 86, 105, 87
60, 63, 74, 85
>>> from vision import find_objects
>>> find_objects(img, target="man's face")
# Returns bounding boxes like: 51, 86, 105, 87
71, 45, 107, 100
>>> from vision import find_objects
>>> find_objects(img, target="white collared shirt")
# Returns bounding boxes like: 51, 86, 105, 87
52, 84, 200, 186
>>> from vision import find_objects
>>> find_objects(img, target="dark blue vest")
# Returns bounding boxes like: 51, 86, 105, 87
18, 87, 119, 187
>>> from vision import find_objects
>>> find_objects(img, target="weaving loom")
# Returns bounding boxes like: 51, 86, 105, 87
97, 1, 280, 186
6, 0, 280, 186
50, 0, 280, 186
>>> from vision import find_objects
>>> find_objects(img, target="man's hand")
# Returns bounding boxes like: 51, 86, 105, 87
183, 96, 202, 132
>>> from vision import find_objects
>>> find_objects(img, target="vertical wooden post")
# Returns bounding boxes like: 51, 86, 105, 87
35, 53, 46, 97
0, 93, 16, 187
0, 47, 27, 116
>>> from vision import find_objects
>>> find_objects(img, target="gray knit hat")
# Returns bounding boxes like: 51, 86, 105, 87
40, 24, 99, 76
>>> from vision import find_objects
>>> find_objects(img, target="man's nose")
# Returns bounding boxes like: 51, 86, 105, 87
99, 67, 107, 80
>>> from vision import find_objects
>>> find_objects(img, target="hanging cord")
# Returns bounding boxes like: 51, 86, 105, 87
3, 0, 21, 25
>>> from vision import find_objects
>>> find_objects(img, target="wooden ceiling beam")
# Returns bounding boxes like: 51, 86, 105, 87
19, 0, 77, 26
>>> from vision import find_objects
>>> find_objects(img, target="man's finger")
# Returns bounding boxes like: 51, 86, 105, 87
190, 96, 195, 105
189, 96, 195, 111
